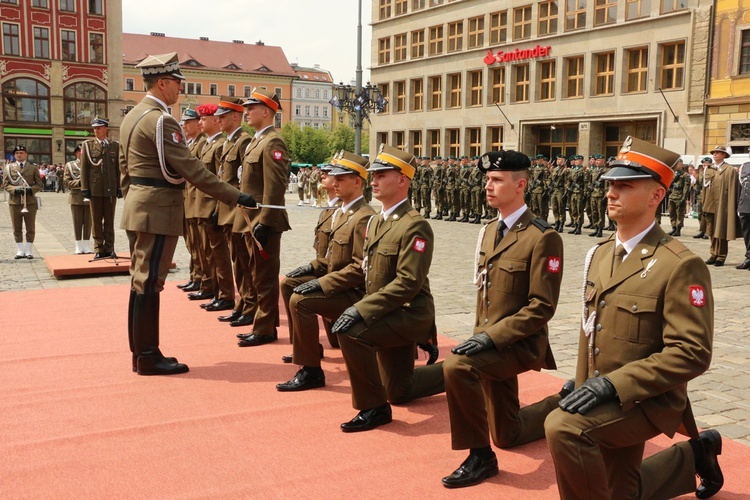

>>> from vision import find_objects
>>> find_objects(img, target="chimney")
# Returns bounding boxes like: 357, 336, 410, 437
150, 32, 165, 37
200, 36, 209, 41
233, 40, 244, 44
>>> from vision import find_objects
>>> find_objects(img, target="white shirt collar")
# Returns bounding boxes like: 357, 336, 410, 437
228, 127, 243, 141
340, 195, 364, 214
328, 197, 340, 207
615, 221, 656, 261
381, 197, 408, 220
254, 125, 273, 139
497, 205, 528, 234
207, 131, 223, 142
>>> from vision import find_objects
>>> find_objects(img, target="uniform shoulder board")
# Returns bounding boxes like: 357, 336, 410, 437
407, 208, 421, 218
531, 218, 553, 231
663, 235, 690, 257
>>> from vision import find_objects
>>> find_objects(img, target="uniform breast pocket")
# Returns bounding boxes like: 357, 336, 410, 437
330, 234, 352, 266
375, 243, 399, 277
494, 259, 528, 295
245, 151, 261, 166
613, 293, 660, 344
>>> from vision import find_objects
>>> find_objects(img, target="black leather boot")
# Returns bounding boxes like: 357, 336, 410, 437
674, 226, 681, 237
133, 292, 189, 375
573, 224, 582, 235
668, 227, 676, 235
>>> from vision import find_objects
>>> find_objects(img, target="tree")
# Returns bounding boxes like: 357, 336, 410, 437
328, 124, 355, 156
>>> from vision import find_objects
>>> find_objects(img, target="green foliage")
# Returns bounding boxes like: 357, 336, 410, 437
280, 122, 367, 164
328, 124, 355, 155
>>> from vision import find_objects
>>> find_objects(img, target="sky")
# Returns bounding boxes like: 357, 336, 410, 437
122, 0, 373, 85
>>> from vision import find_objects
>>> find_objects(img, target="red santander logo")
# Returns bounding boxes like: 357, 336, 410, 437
484, 45, 552, 65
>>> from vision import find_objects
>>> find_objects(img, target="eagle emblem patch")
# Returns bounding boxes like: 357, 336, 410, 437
547, 256, 561, 273
273, 150, 283, 161
689, 286, 705, 307
413, 237, 426, 253
172, 132, 183, 144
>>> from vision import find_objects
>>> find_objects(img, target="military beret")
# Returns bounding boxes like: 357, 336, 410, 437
13, 145, 27, 153
479, 150, 530, 173
196, 103, 218, 117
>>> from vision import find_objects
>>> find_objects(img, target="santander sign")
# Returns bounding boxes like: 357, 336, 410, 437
483, 45, 552, 65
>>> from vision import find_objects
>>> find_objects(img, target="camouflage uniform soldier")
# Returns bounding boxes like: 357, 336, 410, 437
692, 157, 711, 239
432, 157, 446, 220
297, 167, 309, 206
567, 155, 586, 234
458, 156, 472, 222
588, 155, 607, 237
549, 154, 568, 232
412, 157, 422, 212
444, 157, 459, 221
470, 157, 484, 224
667, 159, 691, 237
530, 155, 549, 220
420, 157, 433, 218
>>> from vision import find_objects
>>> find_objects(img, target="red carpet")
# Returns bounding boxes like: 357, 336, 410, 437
1, 283, 747, 498
44, 253, 175, 277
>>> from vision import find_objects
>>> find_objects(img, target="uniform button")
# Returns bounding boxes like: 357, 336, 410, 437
486, 300, 490, 306
599, 300, 606, 308
369, 250, 373, 256
487, 282, 491, 288
509, 265, 513, 270
367, 281, 371, 285
594, 348, 600, 355
632, 304, 638, 311
368, 265, 372, 270
594, 370, 600, 377
596, 324, 602, 331
488, 264, 493, 270
484, 319, 488, 324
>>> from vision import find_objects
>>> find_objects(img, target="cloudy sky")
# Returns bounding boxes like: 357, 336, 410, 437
122, 0, 373, 84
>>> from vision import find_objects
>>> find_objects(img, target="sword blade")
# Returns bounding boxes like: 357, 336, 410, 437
242, 204, 329, 210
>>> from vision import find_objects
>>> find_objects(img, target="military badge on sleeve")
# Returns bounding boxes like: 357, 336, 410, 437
547, 256, 561, 273
273, 150, 283, 161
172, 132, 184, 144
413, 237, 427, 253
689, 285, 706, 307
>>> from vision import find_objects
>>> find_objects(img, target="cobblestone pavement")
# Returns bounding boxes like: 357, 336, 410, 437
2, 190, 749, 445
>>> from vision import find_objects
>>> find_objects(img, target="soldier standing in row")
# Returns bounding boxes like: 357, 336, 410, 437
63, 145, 92, 254
459, 156, 473, 222
567, 155, 586, 235
588, 155, 607, 238
2, 145, 43, 259
667, 159, 691, 237
549, 154, 568, 232
419, 157, 433, 218
297, 166, 309, 206
692, 157, 712, 239
432, 157, 446, 220
470, 157, 485, 224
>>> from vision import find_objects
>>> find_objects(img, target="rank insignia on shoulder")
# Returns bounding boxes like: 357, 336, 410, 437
547, 256, 561, 273
689, 285, 706, 307
172, 132, 183, 144
413, 237, 427, 253
273, 150, 283, 161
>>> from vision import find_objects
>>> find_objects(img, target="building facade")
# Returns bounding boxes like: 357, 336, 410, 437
122, 33, 297, 130
0, 0, 123, 164
369, 0, 712, 160
704, 0, 750, 155
290, 63, 334, 129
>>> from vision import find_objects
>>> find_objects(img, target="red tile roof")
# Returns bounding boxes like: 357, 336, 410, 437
123, 33, 296, 76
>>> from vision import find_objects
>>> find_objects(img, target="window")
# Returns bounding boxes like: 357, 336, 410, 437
448, 73, 461, 108
594, 52, 615, 95
314, 106, 319, 117
210, 83, 218, 96
395, 0, 407, 15
377, 83, 390, 113
295, 105, 301, 116
379, 0, 391, 19
63, 82, 106, 125
412, 0, 425, 10
468, 70, 482, 106
466, 128, 481, 157
661, 0, 686, 14
3, 78, 50, 123
227, 84, 235, 97
315, 89, 320, 99
377, 132, 389, 151
488, 126, 503, 151
59, 0, 74, 11
539, 60, 556, 100
393, 131, 405, 150
243, 86, 252, 98
411, 78, 424, 111
448, 21, 463, 53
565, 56, 584, 98
411, 30, 425, 59
468, 16, 484, 48
305, 88, 310, 98
395, 81, 406, 113
394, 33, 407, 62
61, 30, 76, 61
513, 6, 532, 40
429, 25, 444, 56
626, 0, 650, 20
410, 130, 423, 158
538, 1, 559, 36
741, 30, 750, 75
378, 37, 391, 65
428, 129, 441, 159
429, 76, 442, 110
305, 105, 310, 116
595, 0, 617, 25
88, 0, 102, 14
490, 11, 508, 45
660, 41, 685, 90
625, 47, 648, 93
125, 78, 134, 91
2, 23, 20, 56
446, 129, 460, 158
89, 33, 104, 63
275, 87, 282, 98
6, 138, 52, 165
275, 113, 282, 128
489, 67, 506, 104
33, 27, 50, 58
32, 0, 49, 6
513, 64, 530, 103
186, 83, 203, 95
566, 0, 587, 31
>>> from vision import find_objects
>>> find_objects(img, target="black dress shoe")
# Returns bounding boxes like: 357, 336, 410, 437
340, 403, 392, 432
206, 299, 235, 311
713, 260, 724, 267
230, 314, 254, 327
705, 257, 717, 265
693, 429, 724, 499
200, 299, 218, 309
735, 259, 750, 270
237, 333, 276, 347
176, 281, 193, 289
281, 354, 293, 363
182, 281, 201, 292
693, 232, 705, 239
218, 310, 242, 322
276, 367, 325, 392
137, 352, 189, 376
188, 290, 214, 301
442, 453, 499, 488
418, 343, 439, 365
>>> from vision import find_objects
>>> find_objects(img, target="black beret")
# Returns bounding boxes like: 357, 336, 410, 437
479, 150, 530, 173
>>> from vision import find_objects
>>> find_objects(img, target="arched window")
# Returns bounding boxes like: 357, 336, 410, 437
305, 88, 310, 98
323, 90, 328, 99
63, 82, 107, 125
296, 88, 302, 98
2, 78, 50, 123
315, 89, 320, 99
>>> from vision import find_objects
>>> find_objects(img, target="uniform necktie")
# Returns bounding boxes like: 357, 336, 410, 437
495, 220, 507, 248
612, 244, 626, 276
101, 139, 108, 148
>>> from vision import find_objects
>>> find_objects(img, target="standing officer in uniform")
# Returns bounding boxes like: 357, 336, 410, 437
235, 88, 291, 347
667, 158, 691, 237
63, 145, 92, 254
331, 144, 445, 432
2, 145, 43, 259
545, 136, 723, 499
441, 150, 565, 488
705, 145, 739, 267
119, 53, 256, 375
81, 117, 120, 259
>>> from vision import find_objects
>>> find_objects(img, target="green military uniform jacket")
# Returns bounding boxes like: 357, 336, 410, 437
310, 201, 340, 275
81, 138, 120, 197
216, 128, 251, 227
475, 210, 562, 370
119, 97, 241, 236
355, 201, 434, 340
579, 225, 713, 438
